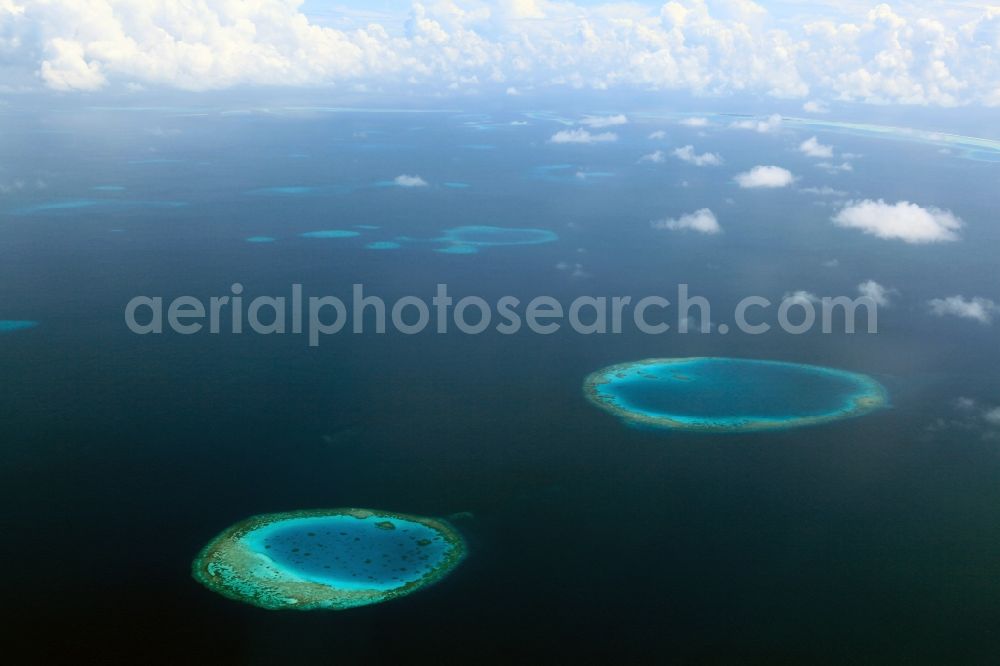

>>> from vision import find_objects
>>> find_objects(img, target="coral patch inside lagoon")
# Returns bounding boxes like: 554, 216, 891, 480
584, 358, 889, 433
192, 509, 465, 610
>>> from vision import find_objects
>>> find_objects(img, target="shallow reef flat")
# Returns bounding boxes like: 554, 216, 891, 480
584, 357, 889, 433
192, 508, 465, 611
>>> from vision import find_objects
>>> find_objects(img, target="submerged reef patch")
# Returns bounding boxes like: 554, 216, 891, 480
192, 508, 465, 611
584, 357, 888, 433
433, 225, 558, 254
435, 244, 480, 255
245, 236, 277, 243
397, 225, 558, 255
13, 199, 186, 215
0, 320, 39, 333
248, 186, 317, 195
300, 230, 361, 239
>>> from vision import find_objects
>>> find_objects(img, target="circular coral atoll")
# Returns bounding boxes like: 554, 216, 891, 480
584, 357, 889, 433
192, 508, 466, 611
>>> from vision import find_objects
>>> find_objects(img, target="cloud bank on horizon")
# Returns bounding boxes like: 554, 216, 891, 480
3, 1, 1000, 107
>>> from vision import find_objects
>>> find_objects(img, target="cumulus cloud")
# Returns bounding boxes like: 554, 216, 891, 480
673, 145, 723, 167
394, 174, 428, 187
832, 200, 963, 243
639, 150, 666, 164
731, 114, 783, 133
0, 0, 988, 106
679, 117, 709, 127
0, 0, 984, 106
549, 129, 617, 144
799, 136, 834, 158
648, 130, 667, 140
652, 208, 721, 235
580, 114, 627, 128
928, 296, 999, 324
556, 261, 589, 279
800, 185, 847, 196
783, 290, 821, 305
816, 161, 854, 173
858, 280, 895, 307
0, 1, 999, 106
803, 100, 829, 113
0, 178, 46, 194
735, 165, 795, 188
924, 397, 1000, 442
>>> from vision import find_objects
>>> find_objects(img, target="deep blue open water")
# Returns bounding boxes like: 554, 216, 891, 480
3, 101, 1000, 663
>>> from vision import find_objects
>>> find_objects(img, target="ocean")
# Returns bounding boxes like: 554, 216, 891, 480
2, 100, 1000, 663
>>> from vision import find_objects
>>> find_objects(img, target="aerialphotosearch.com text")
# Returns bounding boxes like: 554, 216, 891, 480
124, 283, 880, 347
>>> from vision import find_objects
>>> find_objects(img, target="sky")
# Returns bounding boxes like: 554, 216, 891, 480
1, 1, 999, 107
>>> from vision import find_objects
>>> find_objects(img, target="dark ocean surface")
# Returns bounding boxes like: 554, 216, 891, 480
2, 103, 999, 663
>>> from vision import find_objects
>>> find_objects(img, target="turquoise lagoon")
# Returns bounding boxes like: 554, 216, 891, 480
192, 509, 465, 611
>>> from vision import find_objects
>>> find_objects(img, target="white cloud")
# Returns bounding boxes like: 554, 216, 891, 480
679, 117, 709, 127
673, 145, 723, 167
928, 296, 999, 324
639, 150, 665, 164
800, 186, 847, 196
508, 0, 546, 20
799, 136, 834, 158
858, 280, 894, 307
954, 397, 978, 411
0, 178, 45, 194
783, 290, 821, 305
556, 261, 589, 279
832, 200, 963, 243
580, 114, 627, 128
648, 130, 667, 140
0, 0, 995, 106
393, 174, 428, 187
549, 129, 617, 144
735, 165, 795, 188
652, 208, 721, 235
803, 100, 829, 113
926, 397, 1000, 442
816, 161, 853, 173
731, 114, 783, 133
